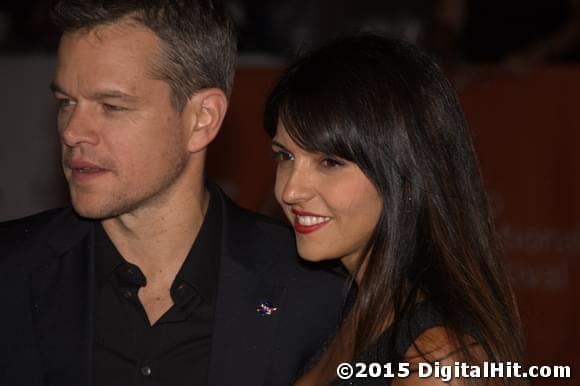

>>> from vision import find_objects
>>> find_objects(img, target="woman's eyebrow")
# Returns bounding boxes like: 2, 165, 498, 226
271, 140, 289, 150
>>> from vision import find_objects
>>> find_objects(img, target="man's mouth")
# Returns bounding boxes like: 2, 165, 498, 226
72, 166, 105, 173
66, 158, 107, 171
66, 159, 109, 182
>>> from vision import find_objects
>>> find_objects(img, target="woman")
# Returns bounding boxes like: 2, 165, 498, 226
265, 36, 526, 385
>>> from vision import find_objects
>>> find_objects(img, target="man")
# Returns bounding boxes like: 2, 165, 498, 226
0, 1, 346, 385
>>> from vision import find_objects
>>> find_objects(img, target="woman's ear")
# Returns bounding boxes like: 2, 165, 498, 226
182, 88, 228, 153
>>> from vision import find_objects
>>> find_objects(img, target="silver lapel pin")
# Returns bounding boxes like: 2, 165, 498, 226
256, 301, 278, 316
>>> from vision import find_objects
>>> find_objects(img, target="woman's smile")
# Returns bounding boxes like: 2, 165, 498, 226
292, 209, 332, 234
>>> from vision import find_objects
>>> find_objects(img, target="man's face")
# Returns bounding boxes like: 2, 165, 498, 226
53, 21, 191, 219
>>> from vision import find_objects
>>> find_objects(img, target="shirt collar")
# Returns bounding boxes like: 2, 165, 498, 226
94, 221, 124, 292
93, 187, 222, 303
175, 190, 221, 303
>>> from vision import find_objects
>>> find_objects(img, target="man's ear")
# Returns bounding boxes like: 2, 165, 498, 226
183, 88, 228, 153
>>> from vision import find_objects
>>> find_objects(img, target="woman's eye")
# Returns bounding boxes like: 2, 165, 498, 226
272, 150, 293, 162
321, 157, 345, 168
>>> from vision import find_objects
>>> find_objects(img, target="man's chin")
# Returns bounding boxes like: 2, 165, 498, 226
71, 193, 140, 220
69, 188, 119, 219
71, 200, 117, 220
72, 205, 107, 220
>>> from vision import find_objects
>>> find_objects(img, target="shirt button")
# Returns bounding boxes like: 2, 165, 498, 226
141, 366, 152, 376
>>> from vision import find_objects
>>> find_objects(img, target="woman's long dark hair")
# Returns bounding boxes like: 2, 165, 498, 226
265, 36, 525, 384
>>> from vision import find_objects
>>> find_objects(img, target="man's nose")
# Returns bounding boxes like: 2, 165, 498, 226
59, 105, 99, 147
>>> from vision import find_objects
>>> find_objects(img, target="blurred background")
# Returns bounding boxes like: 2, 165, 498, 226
0, 0, 578, 384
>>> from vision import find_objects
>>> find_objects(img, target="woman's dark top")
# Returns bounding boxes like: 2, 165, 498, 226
333, 301, 445, 385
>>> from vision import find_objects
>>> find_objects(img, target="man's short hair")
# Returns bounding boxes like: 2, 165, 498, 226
51, 0, 237, 110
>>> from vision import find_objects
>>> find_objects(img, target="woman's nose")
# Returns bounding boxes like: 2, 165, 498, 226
279, 166, 315, 205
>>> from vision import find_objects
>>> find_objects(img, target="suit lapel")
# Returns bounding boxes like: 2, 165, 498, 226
208, 258, 288, 386
28, 212, 95, 386
21, 188, 294, 386
208, 186, 295, 386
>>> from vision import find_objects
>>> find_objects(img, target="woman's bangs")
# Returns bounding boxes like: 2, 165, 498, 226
277, 86, 360, 162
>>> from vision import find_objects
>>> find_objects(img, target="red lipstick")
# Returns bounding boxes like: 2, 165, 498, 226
291, 209, 331, 234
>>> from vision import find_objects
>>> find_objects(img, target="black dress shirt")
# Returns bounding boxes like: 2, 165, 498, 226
93, 195, 221, 386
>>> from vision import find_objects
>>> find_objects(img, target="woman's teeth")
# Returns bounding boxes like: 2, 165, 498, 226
296, 215, 331, 226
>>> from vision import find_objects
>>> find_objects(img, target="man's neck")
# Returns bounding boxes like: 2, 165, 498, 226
100, 184, 209, 283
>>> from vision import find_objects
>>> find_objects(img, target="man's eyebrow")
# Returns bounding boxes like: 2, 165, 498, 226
91, 89, 142, 102
50, 81, 65, 94
48, 82, 141, 102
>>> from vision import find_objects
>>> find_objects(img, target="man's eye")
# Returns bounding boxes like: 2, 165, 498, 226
56, 98, 75, 109
103, 103, 126, 112
321, 157, 345, 168
271, 150, 293, 162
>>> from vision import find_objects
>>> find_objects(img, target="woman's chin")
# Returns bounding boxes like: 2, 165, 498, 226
296, 248, 336, 264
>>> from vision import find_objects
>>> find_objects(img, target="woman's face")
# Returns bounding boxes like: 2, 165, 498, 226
272, 125, 383, 273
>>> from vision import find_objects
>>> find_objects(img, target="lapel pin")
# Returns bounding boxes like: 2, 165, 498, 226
256, 301, 278, 316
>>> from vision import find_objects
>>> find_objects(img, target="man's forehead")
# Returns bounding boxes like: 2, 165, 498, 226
54, 22, 169, 99
57, 21, 162, 72
59, 16, 160, 55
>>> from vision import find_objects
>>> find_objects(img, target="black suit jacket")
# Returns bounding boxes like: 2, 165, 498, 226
0, 185, 347, 386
